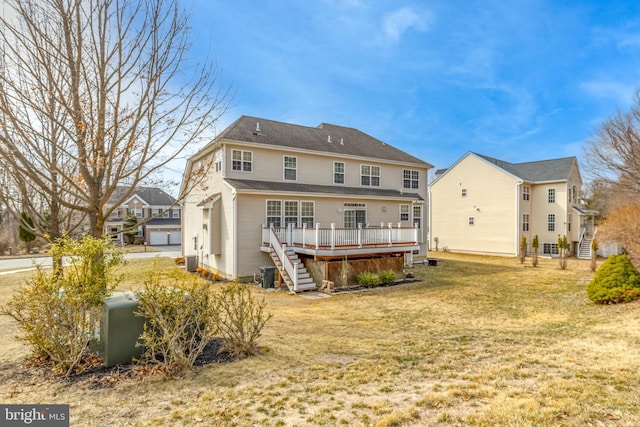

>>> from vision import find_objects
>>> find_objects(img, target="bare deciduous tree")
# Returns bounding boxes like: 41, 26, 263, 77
583, 90, 640, 200
0, 0, 228, 239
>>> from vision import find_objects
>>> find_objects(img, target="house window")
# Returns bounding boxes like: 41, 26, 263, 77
232, 149, 252, 172
522, 213, 529, 232
344, 204, 367, 228
468, 216, 475, 226
573, 185, 577, 203
523, 186, 530, 201
301, 201, 315, 227
128, 207, 143, 218
334, 162, 345, 184
461, 188, 467, 197
214, 150, 223, 173
548, 214, 555, 232
403, 169, 419, 189
284, 156, 297, 181
360, 165, 380, 187
548, 188, 555, 203
266, 200, 281, 227
400, 204, 410, 221
162, 209, 170, 218
284, 201, 298, 226
413, 205, 422, 228
172, 209, 180, 218
543, 243, 559, 255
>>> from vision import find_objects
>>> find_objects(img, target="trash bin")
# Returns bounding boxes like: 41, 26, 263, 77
185, 255, 198, 272
259, 266, 276, 289
100, 292, 146, 367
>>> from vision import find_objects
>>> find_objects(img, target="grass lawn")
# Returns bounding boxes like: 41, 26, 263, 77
1, 253, 639, 426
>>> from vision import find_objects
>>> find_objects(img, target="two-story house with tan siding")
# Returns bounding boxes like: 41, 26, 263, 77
181, 116, 433, 291
104, 186, 181, 246
429, 152, 596, 258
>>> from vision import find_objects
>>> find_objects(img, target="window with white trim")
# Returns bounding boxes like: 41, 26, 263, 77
232, 149, 252, 172
403, 169, 419, 189
301, 201, 315, 227
461, 188, 467, 197
523, 186, 530, 201
284, 156, 297, 181
548, 213, 555, 232
266, 200, 281, 227
172, 209, 180, 218
413, 205, 422, 228
548, 188, 555, 203
522, 213, 529, 231
360, 165, 380, 187
214, 150, 223, 173
284, 201, 298, 226
468, 216, 475, 226
543, 243, 559, 255
400, 204, 410, 221
333, 162, 345, 184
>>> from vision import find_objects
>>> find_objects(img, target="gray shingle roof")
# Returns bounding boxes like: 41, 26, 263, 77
224, 178, 424, 201
109, 186, 176, 206
474, 153, 578, 182
216, 116, 432, 167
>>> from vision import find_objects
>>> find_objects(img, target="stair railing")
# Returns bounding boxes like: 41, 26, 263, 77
268, 227, 300, 292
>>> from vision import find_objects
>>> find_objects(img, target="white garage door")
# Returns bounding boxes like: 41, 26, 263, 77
149, 232, 168, 245
169, 232, 181, 245
150, 231, 181, 245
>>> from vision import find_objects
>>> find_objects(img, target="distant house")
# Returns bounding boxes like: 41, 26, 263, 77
104, 186, 181, 246
181, 116, 433, 291
429, 152, 596, 258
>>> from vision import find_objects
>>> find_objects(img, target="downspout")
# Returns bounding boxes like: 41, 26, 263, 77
515, 181, 522, 256
232, 191, 238, 280
428, 185, 432, 252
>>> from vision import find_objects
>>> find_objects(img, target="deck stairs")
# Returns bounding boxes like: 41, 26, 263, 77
578, 236, 593, 260
269, 248, 317, 293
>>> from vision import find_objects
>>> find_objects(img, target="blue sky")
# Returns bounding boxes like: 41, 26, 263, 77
189, 0, 640, 174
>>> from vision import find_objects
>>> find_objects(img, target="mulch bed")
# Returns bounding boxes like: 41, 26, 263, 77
7, 339, 236, 390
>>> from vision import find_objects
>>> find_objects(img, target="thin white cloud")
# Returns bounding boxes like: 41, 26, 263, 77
580, 80, 636, 105
382, 7, 429, 42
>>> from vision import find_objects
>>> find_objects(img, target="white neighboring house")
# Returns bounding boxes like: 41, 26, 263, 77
181, 116, 433, 291
430, 152, 597, 258
104, 186, 181, 246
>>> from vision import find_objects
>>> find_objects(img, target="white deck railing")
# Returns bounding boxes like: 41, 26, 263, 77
262, 223, 419, 251
267, 227, 301, 292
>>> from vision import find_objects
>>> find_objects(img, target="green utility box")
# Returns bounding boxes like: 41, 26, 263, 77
100, 291, 146, 367
259, 266, 276, 288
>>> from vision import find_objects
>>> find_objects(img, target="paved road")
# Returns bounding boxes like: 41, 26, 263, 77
0, 246, 182, 275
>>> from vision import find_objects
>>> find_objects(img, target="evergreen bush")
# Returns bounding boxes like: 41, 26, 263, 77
379, 270, 396, 285
587, 254, 640, 304
357, 271, 379, 287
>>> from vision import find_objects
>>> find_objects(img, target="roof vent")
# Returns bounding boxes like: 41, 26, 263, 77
256, 122, 261, 132
328, 135, 332, 143
340, 137, 344, 145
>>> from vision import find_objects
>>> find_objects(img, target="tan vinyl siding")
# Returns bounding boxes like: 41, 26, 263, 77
224, 143, 428, 193
431, 154, 518, 255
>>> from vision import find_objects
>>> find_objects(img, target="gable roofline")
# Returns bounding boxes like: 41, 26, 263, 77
200, 115, 434, 168
432, 152, 580, 185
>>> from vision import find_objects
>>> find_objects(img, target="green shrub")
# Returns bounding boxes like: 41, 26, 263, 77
135, 270, 220, 376
587, 254, 640, 304
379, 270, 397, 285
357, 271, 379, 287
2, 235, 123, 376
211, 282, 273, 358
